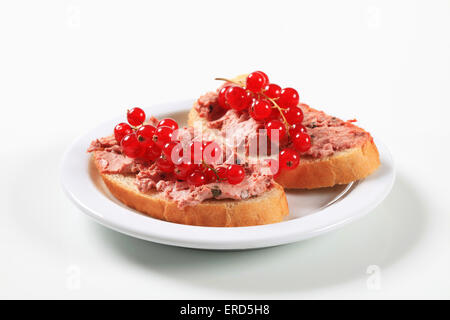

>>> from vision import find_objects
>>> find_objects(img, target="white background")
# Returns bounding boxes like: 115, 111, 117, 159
1, 0, 449, 299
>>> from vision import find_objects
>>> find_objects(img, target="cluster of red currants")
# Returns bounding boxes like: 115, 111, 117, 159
217, 71, 312, 171
113, 108, 246, 186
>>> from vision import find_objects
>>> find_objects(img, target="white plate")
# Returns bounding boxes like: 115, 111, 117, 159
61, 100, 395, 250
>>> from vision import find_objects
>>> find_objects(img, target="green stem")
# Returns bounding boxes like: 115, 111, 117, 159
202, 161, 222, 181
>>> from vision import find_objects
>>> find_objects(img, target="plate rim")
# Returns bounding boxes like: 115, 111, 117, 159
60, 99, 396, 250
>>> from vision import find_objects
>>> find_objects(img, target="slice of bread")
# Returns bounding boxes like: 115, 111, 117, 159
274, 140, 379, 189
93, 154, 289, 227
188, 103, 380, 190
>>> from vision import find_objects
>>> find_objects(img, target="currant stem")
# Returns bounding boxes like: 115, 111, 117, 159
214, 77, 243, 86
202, 161, 222, 181
216, 76, 290, 135
262, 93, 290, 131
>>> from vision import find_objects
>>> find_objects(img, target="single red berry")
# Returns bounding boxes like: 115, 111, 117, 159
278, 88, 299, 108
174, 162, 195, 180
187, 169, 207, 186
218, 86, 231, 110
152, 126, 173, 149
246, 72, 268, 93
156, 155, 174, 173
121, 133, 144, 159
254, 71, 269, 84
283, 106, 304, 125
279, 148, 300, 170
203, 166, 218, 183
241, 90, 256, 111
136, 124, 156, 146
202, 141, 222, 164
292, 132, 311, 153
250, 99, 272, 121
127, 107, 146, 126
141, 142, 161, 161
161, 141, 176, 158
216, 166, 228, 181
225, 86, 246, 110
263, 83, 282, 99
268, 106, 281, 120
189, 141, 204, 163
157, 118, 178, 131
162, 141, 183, 165
265, 120, 287, 142
114, 123, 133, 144
226, 164, 245, 185
289, 123, 307, 135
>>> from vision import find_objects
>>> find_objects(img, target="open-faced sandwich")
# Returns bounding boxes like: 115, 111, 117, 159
88, 109, 288, 227
88, 71, 380, 227
189, 72, 380, 189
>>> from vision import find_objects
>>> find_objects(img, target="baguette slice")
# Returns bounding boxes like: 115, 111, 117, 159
93, 154, 289, 227
275, 140, 379, 189
188, 103, 380, 190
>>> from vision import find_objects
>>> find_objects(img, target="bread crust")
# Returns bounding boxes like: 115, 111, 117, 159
188, 107, 380, 189
275, 140, 380, 189
93, 155, 289, 227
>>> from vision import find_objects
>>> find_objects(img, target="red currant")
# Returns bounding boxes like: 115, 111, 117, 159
279, 148, 300, 170
268, 107, 281, 120
162, 141, 183, 165
241, 90, 256, 111
249, 99, 272, 121
265, 120, 287, 142
278, 88, 299, 108
156, 155, 174, 173
225, 86, 246, 110
263, 83, 281, 99
152, 126, 173, 149
203, 166, 218, 183
254, 71, 269, 84
189, 141, 204, 163
157, 118, 178, 131
136, 125, 156, 146
202, 141, 222, 164
127, 107, 146, 126
246, 72, 267, 93
114, 123, 133, 144
187, 170, 207, 186
289, 123, 307, 135
174, 162, 195, 180
121, 133, 144, 159
216, 166, 228, 181
226, 164, 245, 185
292, 132, 311, 153
218, 86, 231, 110
141, 142, 161, 161
283, 106, 304, 125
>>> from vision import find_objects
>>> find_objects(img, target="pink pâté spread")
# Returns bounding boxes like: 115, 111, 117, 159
194, 91, 372, 158
194, 91, 262, 149
299, 104, 371, 158
88, 129, 274, 208
88, 136, 147, 174
136, 162, 272, 208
